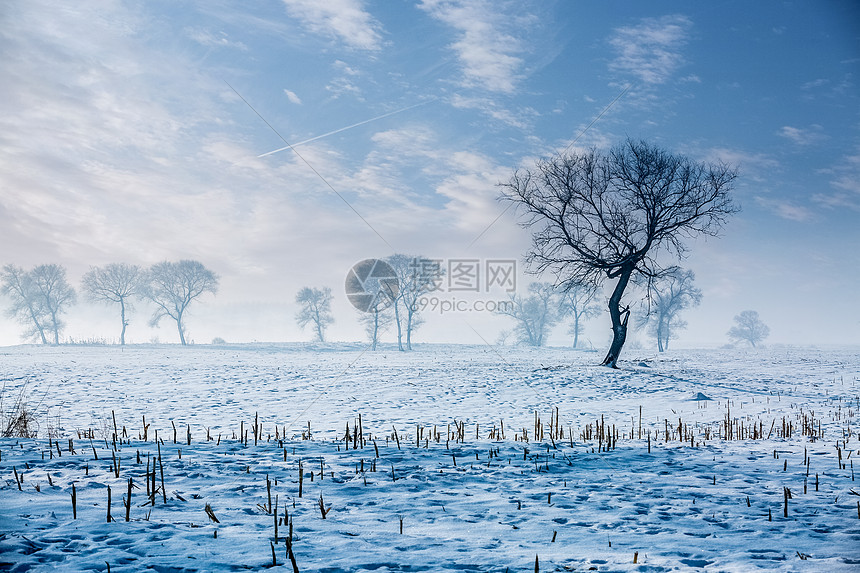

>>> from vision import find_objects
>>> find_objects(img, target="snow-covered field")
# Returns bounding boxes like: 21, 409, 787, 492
1, 344, 858, 572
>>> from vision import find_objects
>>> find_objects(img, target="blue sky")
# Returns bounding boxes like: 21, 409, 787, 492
1, 0, 858, 347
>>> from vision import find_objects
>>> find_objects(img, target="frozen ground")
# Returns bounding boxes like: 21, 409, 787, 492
0, 343, 858, 571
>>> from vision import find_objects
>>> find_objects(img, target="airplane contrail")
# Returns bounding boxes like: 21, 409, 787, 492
257, 99, 435, 158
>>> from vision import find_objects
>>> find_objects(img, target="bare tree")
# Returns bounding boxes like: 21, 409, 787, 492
495, 330, 512, 346
1, 264, 49, 344
638, 268, 702, 352
295, 287, 334, 342
141, 260, 218, 345
386, 254, 442, 351
497, 282, 558, 347
501, 139, 737, 367
358, 307, 393, 351
28, 264, 76, 345
558, 281, 600, 349
347, 258, 398, 351
81, 263, 143, 345
727, 310, 769, 348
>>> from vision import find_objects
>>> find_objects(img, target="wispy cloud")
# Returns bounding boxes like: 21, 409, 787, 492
283, 89, 303, 105
186, 28, 247, 51
830, 152, 860, 195
435, 151, 513, 237
801, 78, 829, 90
755, 197, 815, 222
450, 94, 537, 130
0, 1, 359, 278
609, 15, 692, 85
701, 147, 780, 184
418, 0, 527, 94
813, 149, 860, 211
812, 192, 860, 211
326, 77, 362, 99
777, 125, 827, 146
326, 60, 363, 99
328, 124, 513, 245
281, 0, 382, 51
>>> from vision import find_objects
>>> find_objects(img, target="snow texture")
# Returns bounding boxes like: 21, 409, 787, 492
1, 344, 858, 571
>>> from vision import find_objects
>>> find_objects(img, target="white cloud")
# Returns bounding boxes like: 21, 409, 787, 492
701, 147, 780, 183
0, 1, 372, 288
186, 28, 247, 50
418, 0, 526, 94
326, 60, 363, 99
450, 94, 536, 130
812, 192, 860, 211
333, 60, 360, 76
283, 89, 303, 104
281, 0, 382, 51
326, 77, 362, 98
609, 15, 692, 85
801, 78, 829, 90
755, 197, 815, 222
777, 126, 805, 145
777, 125, 827, 146
812, 149, 860, 211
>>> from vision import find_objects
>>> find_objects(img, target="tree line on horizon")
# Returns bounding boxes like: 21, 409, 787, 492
494, 274, 769, 351
495, 269, 699, 351
0, 256, 769, 350
0, 260, 217, 346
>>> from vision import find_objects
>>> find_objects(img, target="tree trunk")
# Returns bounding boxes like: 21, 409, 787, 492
120, 298, 127, 346
656, 320, 665, 352
177, 313, 186, 345
50, 310, 60, 345
601, 266, 633, 368
572, 312, 580, 349
371, 310, 379, 351
394, 300, 404, 351
314, 309, 324, 342
29, 306, 48, 345
406, 310, 413, 350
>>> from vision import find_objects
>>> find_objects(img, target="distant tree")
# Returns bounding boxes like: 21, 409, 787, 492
345, 257, 400, 350
386, 254, 442, 351
359, 307, 393, 351
295, 286, 334, 342
141, 260, 218, 345
497, 282, 559, 347
0, 264, 49, 344
727, 310, 769, 348
501, 139, 738, 367
558, 281, 600, 349
638, 269, 702, 352
27, 264, 77, 345
81, 263, 143, 345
